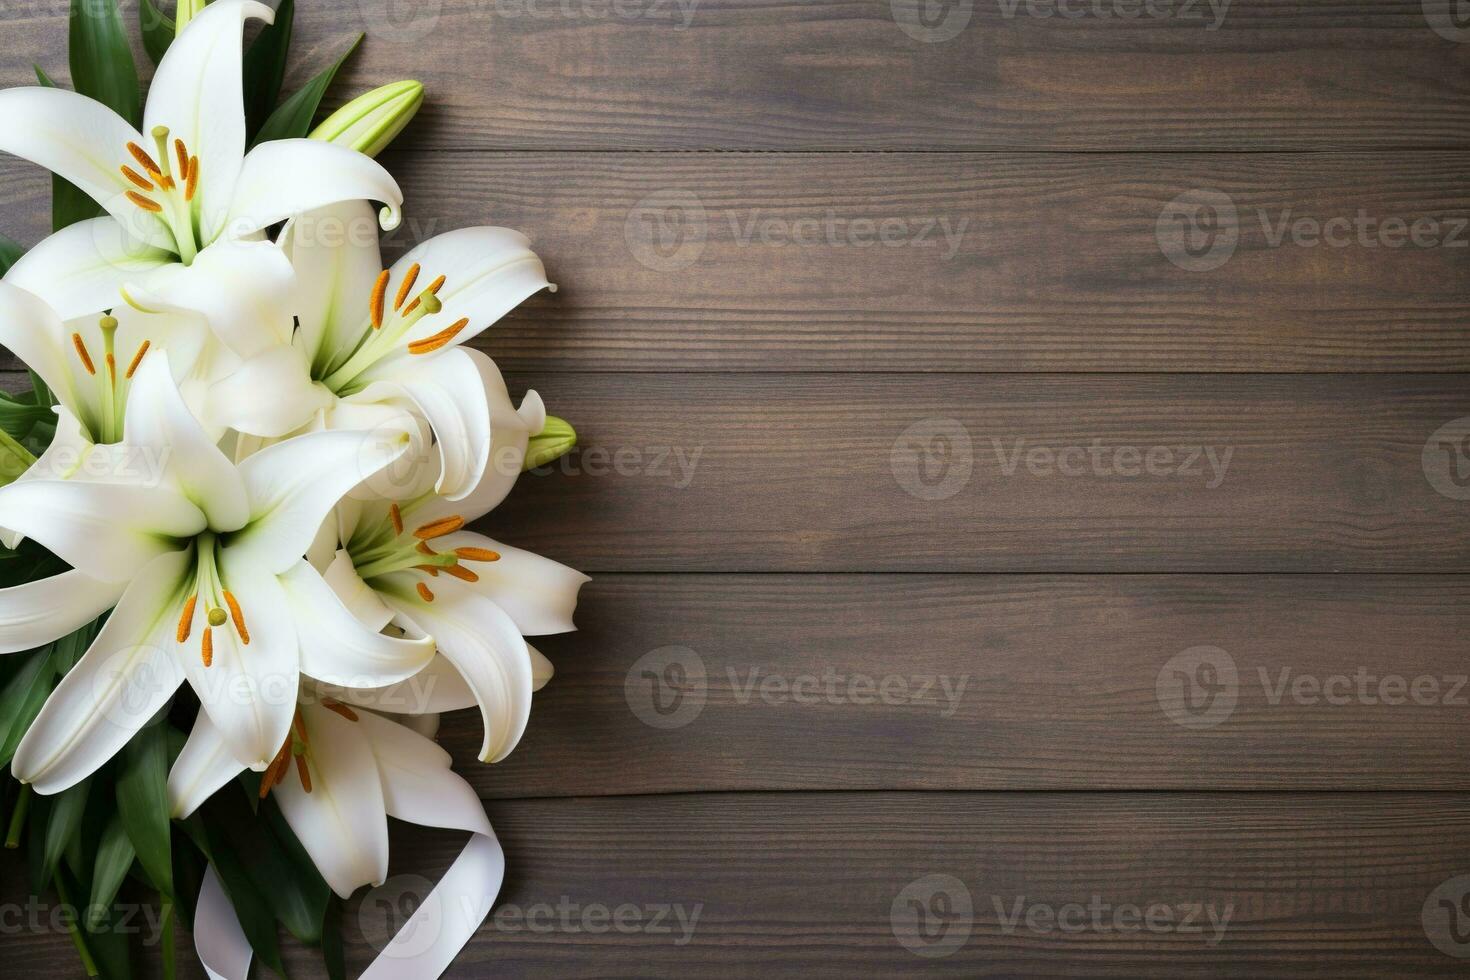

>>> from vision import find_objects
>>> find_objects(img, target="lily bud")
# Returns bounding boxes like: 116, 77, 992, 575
174, 0, 206, 36
309, 81, 425, 159
0, 428, 36, 488
524, 416, 577, 471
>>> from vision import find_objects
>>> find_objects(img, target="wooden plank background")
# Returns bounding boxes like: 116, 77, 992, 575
3, 0, 1470, 975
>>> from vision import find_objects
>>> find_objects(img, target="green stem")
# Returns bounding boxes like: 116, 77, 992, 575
54, 873, 101, 977
160, 894, 177, 980
4, 784, 30, 848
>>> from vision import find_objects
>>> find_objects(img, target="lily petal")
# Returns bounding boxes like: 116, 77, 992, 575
207, 343, 332, 438
0, 479, 204, 583
0, 570, 127, 655
5, 219, 176, 324
530, 643, 554, 692
0, 88, 172, 249
282, 559, 434, 688
321, 549, 394, 631
0, 281, 77, 412
311, 654, 476, 716
0, 408, 93, 548
225, 140, 403, 239
231, 427, 411, 575
275, 702, 389, 899
166, 708, 241, 818
432, 531, 589, 636
378, 574, 533, 763
282, 201, 383, 373
350, 346, 489, 502
387, 227, 549, 352
124, 351, 249, 531
12, 549, 190, 794
358, 709, 491, 836
145, 0, 274, 242
123, 235, 295, 359
182, 546, 298, 769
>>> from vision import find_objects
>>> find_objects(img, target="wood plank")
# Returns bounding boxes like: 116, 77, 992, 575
472, 372, 1470, 572
5, 0, 1467, 150
4, 151, 1470, 372
300, 794, 1470, 977
450, 574, 1470, 796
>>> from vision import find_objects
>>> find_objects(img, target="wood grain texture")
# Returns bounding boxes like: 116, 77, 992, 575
477, 372, 1470, 572
3, 150, 1470, 372
446, 574, 1470, 796
295, 794, 1470, 977
6, 0, 1468, 150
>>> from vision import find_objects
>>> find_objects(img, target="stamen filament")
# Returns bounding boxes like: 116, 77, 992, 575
393, 263, 420, 311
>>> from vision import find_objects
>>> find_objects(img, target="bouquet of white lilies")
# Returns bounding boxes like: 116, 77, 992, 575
0, 2, 586, 977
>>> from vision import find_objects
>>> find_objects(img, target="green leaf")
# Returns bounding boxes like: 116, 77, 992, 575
89, 816, 137, 921
35, 68, 105, 231
41, 777, 90, 887
115, 718, 174, 899
70, 0, 142, 127
205, 786, 326, 942
253, 33, 363, 145
242, 0, 294, 141
139, 0, 174, 64
28, 369, 56, 409
0, 235, 23, 275
0, 647, 58, 766
190, 804, 286, 977
322, 894, 345, 980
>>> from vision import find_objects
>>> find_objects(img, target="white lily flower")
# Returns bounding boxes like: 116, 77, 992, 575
0, 352, 435, 793
311, 385, 588, 764
0, 283, 214, 550
218, 201, 552, 500
0, 0, 401, 359
169, 696, 491, 899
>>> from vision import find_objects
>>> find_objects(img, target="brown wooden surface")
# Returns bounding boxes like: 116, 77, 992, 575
481, 372, 1470, 573
2, 0, 1469, 975
451, 574, 1470, 795
5, 152, 1470, 372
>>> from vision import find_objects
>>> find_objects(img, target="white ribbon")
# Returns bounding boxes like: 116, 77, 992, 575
195, 830, 506, 980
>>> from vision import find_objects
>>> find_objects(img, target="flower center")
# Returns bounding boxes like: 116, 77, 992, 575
346, 500, 500, 601
68, 315, 152, 444
174, 534, 251, 669
318, 262, 466, 393
120, 126, 202, 264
